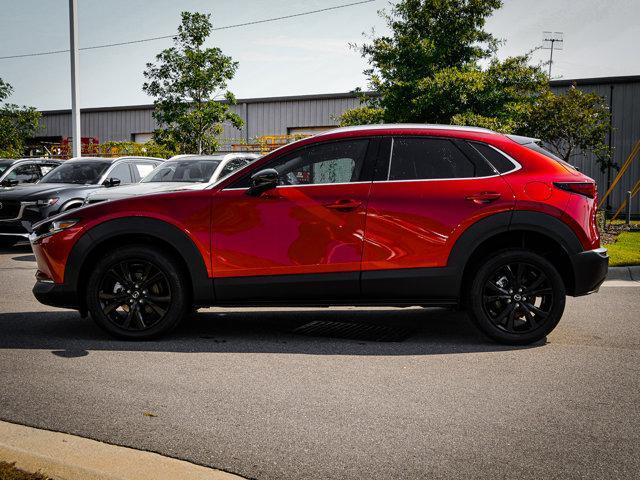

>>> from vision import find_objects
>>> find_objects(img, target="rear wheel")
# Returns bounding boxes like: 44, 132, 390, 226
86, 245, 190, 339
467, 249, 566, 345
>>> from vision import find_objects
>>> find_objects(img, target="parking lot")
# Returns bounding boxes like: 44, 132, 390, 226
0, 244, 639, 480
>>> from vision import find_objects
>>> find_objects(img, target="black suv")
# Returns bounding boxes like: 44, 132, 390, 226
0, 158, 62, 187
0, 156, 163, 246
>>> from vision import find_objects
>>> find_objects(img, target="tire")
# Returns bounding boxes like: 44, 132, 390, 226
86, 245, 190, 339
466, 249, 566, 345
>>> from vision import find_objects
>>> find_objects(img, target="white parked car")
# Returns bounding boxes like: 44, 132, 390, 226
84, 153, 260, 205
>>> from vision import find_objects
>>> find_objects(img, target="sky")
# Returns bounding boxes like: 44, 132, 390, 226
0, 0, 638, 111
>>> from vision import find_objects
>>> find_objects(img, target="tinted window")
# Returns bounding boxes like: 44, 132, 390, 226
41, 161, 111, 184
5, 164, 42, 183
218, 158, 249, 181
142, 160, 221, 183
108, 163, 133, 183
470, 142, 515, 174
134, 162, 156, 179
39, 164, 58, 176
273, 140, 368, 186
388, 138, 474, 180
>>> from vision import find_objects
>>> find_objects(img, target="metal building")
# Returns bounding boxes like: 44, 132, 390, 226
37, 75, 640, 214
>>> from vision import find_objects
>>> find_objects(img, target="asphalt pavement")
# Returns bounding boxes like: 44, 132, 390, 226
0, 244, 639, 480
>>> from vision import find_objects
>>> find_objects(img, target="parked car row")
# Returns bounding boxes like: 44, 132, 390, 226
28, 124, 608, 345
0, 153, 259, 246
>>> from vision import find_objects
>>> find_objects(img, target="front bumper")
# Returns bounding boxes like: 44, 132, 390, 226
569, 247, 609, 296
32, 279, 80, 310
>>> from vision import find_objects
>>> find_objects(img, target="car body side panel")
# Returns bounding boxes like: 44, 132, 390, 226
361, 175, 516, 271
211, 183, 371, 278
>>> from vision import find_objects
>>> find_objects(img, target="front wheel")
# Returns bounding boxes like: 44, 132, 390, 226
467, 249, 566, 345
86, 245, 190, 339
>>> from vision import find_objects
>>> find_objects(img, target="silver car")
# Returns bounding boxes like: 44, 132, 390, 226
84, 153, 260, 205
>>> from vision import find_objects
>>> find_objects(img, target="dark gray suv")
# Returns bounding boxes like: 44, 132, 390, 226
0, 156, 163, 246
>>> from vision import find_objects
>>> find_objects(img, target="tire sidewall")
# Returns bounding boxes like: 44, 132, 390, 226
468, 249, 566, 345
86, 245, 188, 339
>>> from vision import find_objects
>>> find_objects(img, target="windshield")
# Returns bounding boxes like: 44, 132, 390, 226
41, 161, 111, 184
0, 164, 9, 177
141, 159, 221, 183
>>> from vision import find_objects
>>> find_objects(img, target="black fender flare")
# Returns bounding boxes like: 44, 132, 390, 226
65, 217, 213, 306
446, 210, 583, 292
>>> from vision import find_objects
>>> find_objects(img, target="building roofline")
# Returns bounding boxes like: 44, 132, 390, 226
38, 74, 640, 115
39, 91, 372, 115
550, 74, 640, 87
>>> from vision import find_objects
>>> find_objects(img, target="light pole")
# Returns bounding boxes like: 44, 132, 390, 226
69, 0, 81, 157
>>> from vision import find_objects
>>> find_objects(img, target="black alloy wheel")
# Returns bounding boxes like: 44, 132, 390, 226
86, 245, 189, 339
467, 249, 566, 345
482, 262, 554, 334
97, 259, 172, 331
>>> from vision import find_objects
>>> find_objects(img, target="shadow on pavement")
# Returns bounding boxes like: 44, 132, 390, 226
0, 308, 544, 356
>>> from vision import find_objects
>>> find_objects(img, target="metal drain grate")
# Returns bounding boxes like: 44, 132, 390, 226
291, 321, 415, 342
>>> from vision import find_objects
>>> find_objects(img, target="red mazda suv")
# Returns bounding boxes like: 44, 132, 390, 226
30, 125, 608, 344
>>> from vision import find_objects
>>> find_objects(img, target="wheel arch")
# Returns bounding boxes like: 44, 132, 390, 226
67, 217, 213, 314
449, 211, 583, 298
59, 198, 86, 212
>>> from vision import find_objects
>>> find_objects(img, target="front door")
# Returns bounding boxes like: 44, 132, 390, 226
211, 138, 376, 302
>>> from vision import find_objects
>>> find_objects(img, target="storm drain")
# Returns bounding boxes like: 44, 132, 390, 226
291, 321, 415, 342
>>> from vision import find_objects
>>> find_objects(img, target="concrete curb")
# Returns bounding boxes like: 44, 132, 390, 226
0, 420, 245, 480
606, 266, 640, 282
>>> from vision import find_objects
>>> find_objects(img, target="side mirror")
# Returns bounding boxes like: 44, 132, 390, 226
1, 179, 18, 187
248, 168, 278, 196
103, 178, 121, 188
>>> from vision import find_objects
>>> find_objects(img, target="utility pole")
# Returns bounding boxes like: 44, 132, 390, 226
542, 31, 563, 80
69, 0, 81, 158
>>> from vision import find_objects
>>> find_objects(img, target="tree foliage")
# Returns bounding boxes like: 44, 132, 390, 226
339, 0, 611, 169
527, 86, 612, 170
0, 78, 41, 158
143, 12, 243, 154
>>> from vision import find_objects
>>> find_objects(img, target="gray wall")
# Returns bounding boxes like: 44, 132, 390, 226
38, 77, 640, 213
550, 76, 640, 216
39, 92, 362, 146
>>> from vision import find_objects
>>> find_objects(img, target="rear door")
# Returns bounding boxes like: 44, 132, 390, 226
361, 136, 515, 298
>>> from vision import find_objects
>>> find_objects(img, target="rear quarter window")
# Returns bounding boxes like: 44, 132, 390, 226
469, 142, 517, 174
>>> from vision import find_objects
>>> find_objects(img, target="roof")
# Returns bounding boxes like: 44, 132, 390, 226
319, 124, 497, 137
0, 157, 61, 164
66, 156, 165, 162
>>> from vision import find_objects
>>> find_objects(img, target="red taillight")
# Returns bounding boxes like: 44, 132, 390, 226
553, 182, 596, 198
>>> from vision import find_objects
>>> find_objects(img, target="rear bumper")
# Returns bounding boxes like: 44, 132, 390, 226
32, 280, 80, 310
569, 247, 609, 296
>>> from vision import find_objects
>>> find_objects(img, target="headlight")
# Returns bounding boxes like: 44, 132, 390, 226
35, 197, 59, 207
49, 219, 79, 234
30, 217, 80, 244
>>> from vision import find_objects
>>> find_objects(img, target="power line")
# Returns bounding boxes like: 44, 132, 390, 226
0, 0, 375, 60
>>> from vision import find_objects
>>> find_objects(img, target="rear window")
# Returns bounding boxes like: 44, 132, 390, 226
523, 142, 579, 172
506, 134, 579, 173
469, 142, 517, 174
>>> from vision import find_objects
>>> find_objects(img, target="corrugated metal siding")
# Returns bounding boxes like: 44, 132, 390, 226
550, 80, 640, 215
38, 83, 639, 213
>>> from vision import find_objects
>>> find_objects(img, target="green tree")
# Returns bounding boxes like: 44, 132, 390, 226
143, 12, 243, 154
0, 78, 41, 158
527, 86, 612, 171
339, 0, 547, 131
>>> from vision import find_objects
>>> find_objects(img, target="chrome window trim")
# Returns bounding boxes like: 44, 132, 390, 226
376, 140, 523, 184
